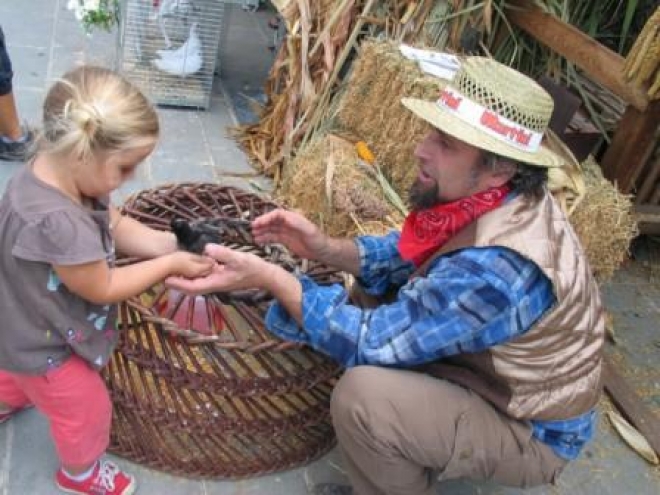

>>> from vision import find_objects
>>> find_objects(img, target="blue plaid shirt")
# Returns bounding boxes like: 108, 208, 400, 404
266, 231, 596, 460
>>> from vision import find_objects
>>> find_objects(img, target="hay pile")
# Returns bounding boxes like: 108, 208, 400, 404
336, 40, 444, 194
570, 156, 638, 283
278, 134, 403, 237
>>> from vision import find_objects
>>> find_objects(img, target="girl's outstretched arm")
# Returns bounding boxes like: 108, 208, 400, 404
53, 251, 214, 305
110, 206, 178, 258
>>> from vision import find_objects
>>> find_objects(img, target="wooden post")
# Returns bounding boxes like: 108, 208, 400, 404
600, 100, 660, 193
505, 0, 650, 111
505, 0, 659, 201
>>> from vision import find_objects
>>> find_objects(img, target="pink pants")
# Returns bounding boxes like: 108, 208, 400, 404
0, 355, 111, 467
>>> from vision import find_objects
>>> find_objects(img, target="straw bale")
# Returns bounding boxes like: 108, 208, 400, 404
278, 134, 401, 237
336, 40, 444, 195
570, 157, 638, 283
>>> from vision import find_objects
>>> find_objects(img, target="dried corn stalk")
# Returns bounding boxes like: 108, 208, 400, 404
232, 0, 358, 181
232, 0, 439, 185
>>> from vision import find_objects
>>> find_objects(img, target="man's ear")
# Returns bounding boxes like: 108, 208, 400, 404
486, 159, 516, 188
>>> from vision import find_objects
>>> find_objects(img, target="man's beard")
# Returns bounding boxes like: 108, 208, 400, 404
408, 178, 440, 210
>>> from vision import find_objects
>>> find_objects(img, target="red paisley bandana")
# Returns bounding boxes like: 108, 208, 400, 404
398, 185, 510, 266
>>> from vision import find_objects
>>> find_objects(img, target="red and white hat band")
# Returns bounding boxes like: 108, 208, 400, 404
436, 88, 543, 153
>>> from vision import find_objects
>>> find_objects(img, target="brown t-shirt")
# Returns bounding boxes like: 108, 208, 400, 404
0, 163, 118, 374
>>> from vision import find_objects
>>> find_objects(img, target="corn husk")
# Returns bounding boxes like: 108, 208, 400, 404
607, 409, 660, 465
546, 129, 587, 216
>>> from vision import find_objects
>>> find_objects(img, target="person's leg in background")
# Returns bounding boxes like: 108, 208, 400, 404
318, 366, 567, 495
0, 25, 33, 161
241, 0, 260, 13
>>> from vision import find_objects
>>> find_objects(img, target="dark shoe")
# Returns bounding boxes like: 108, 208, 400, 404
310, 484, 353, 495
0, 128, 34, 161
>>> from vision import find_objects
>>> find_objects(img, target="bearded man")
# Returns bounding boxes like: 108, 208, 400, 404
167, 56, 605, 495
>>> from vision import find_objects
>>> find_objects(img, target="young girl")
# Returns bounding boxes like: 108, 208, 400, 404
0, 66, 213, 495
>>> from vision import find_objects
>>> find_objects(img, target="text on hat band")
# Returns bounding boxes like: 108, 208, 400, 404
436, 88, 543, 153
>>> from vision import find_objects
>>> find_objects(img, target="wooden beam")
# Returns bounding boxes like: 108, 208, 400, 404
635, 204, 660, 222
600, 100, 660, 193
505, 0, 650, 111
635, 204, 660, 235
603, 356, 660, 458
635, 153, 660, 204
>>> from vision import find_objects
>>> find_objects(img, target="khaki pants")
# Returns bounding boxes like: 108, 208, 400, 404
331, 366, 568, 495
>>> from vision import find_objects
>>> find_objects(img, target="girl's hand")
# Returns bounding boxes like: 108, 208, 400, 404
166, 244, 276, 295
167, 251, 215, 278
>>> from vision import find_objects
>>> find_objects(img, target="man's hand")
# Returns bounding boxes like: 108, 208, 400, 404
166, 244, 275, 295
251, 209, 328, 261
167, 243, 304, 324
252, 209, 362, 276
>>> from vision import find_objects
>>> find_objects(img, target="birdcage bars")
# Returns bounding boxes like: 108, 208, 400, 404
117, 0, 225, 108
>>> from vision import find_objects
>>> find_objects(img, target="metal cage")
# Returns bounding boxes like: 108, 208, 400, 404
117, 0, 225, 108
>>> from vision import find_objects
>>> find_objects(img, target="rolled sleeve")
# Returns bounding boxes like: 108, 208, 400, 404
355, 232, 414, 295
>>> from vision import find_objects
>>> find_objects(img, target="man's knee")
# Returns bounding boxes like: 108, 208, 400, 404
330, 366, 387, 431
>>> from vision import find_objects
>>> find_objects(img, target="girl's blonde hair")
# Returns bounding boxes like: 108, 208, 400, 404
41, 65, 159, 159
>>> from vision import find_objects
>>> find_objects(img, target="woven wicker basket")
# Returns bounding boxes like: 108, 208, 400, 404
104, 183, 343, 479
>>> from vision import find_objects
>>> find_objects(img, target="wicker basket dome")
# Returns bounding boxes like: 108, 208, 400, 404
103, 183, 343, 479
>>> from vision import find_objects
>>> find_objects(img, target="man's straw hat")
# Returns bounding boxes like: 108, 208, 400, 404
402, 57, 563, 168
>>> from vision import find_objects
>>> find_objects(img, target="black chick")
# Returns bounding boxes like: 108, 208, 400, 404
170, 218, 222, 254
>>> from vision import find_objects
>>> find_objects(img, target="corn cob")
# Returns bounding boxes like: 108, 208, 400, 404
635, 25, 660, 86
626, 22, 658, 81
648, 69, 660, 99
624, 7, 660, 85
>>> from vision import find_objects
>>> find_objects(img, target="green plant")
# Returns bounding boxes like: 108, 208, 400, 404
67, 0, 120, 34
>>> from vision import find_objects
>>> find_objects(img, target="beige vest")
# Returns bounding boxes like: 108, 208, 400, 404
419, 192, 605, 421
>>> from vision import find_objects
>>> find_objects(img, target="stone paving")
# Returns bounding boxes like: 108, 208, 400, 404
0, 1, 659, 494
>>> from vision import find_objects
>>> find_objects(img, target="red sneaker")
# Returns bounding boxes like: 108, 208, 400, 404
0, 405, 33, 424
55, 460, 136, 495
